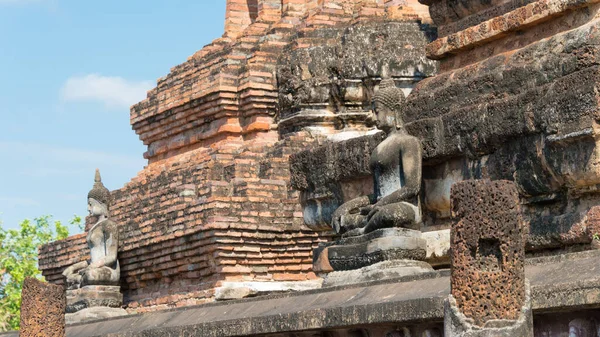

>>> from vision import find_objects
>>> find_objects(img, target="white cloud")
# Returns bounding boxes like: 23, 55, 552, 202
0, 197, 40, 208
60, 74, 153, 109
19, 168, 88, 178
0, 141, 145, 173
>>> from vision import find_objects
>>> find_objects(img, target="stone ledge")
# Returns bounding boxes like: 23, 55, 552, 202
46, 250, 600, 337
65, 307, 128, 326
426, 0, 600, 59
214, 280, 323, 300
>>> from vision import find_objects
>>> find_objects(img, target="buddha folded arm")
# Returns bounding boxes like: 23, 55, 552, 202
63, 261, 89, 276
331, 195, 372, 234
63, 261, 90, 288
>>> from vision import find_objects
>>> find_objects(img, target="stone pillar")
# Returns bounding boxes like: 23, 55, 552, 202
444, 180, 533, 336
19, 278, 66, 337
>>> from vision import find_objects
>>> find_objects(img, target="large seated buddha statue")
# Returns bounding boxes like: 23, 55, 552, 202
312, 79, 432, 284
331, 78, 423, 237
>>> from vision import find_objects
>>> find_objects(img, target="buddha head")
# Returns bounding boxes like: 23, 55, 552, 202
87, 169, 111, 218
373, 78, 406, 133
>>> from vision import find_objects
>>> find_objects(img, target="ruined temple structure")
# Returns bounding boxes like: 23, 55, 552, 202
10, 0, 600, 335
37, 0, 436, 316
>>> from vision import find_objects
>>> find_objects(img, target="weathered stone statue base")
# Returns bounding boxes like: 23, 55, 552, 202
444, 282, 534, 337
314, 228, 432, 286
314, 228, 428, 271
66, 285, 127, 324
322, 259, 433, 287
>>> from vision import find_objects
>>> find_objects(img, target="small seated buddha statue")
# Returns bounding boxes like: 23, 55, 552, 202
63, 169, 120, 290
331, 79, 423, 237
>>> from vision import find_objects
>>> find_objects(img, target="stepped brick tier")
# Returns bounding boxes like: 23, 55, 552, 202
38, 0, 436, 313
19, 278, 65, 337
4, 251, 600, 337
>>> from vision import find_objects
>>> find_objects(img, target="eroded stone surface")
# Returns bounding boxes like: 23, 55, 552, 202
214, 280, 323, 301
450, 180, 527, 326
423, 229, 451, 266
66, 286, 123, 313
444, 281, 534, 336
399, 0, 600, 255
19, 278, 65, 337
277, 22, 437, 136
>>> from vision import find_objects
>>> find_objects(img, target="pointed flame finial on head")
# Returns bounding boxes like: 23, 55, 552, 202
95, 168, 102, 183
88, 169, 111, 208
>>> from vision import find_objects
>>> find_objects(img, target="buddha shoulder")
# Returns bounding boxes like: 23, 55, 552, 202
89, 218, 118, 234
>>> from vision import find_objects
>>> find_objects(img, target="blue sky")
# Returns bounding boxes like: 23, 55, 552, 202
0, 1, 226, 232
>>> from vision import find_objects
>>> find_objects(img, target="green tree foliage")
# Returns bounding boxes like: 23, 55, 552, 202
0, 215, 80, 331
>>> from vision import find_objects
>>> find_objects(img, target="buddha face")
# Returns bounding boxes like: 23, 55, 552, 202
88, 198, 108, 217
373, 100, 396, 133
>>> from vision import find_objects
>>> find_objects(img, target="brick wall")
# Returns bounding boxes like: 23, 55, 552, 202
39, 134, 330, 312
39, 233, 87, 285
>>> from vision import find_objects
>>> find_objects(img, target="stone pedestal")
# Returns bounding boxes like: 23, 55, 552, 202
314, 228, 433, 286
65, 285, 127, 324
